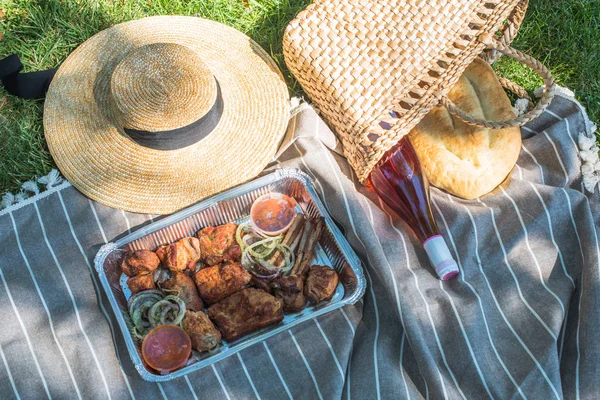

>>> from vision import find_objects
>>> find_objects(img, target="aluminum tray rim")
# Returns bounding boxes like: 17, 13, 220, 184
93, 168, 366, 382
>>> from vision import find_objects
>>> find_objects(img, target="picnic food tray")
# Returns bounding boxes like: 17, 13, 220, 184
93, 168, 365, 381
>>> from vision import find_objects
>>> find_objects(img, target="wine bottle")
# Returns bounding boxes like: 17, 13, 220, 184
368, 135, 459, 280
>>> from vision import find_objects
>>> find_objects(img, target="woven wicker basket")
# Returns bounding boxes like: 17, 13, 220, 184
283, 0, 556, 183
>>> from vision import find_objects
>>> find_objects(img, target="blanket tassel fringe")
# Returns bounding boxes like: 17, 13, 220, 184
1, 169, 64, 210
579, 126, 600, 193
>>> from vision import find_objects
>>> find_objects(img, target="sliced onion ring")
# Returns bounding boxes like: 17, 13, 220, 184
128, 290, 164, 313
249, 268, 282, 280
246, 236, 281, 258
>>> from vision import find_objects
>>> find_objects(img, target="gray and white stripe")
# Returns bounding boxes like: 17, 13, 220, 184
0, 91, 597, 399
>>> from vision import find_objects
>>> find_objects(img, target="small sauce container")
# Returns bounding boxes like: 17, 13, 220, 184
142, 325, 191, 373
250, 192, 298, 236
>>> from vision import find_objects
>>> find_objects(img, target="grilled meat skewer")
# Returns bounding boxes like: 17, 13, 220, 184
269, 214, 306, 267
291, 218, 324, 276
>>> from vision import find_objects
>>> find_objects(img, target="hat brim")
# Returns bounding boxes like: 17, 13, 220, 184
44, 16, 289, 214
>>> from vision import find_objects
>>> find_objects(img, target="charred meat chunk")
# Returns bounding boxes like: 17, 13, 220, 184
126, 274, 156, 294
304, 265, 339, 303
271, 275, 306, 312
156, 237, 202, 272
197, 223, 241, 266
121, 250, 160, 277
249, 275, 273, 294
207, 288, 283, 341
155, 245, 167, 265
194, 261, 251, 305
182, 311, 222, 353
160, 271, 204, 311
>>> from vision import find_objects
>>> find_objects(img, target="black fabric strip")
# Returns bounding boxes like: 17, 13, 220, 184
124, 81, 224, 150
0, 54, 223, 151
0, 54, 57, 99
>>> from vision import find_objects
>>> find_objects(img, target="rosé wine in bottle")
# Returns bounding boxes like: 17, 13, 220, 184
368, 135, 459, 280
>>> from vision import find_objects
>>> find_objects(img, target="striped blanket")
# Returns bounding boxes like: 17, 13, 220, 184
0, 89, 598, 399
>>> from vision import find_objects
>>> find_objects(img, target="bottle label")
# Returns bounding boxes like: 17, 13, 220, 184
423, 235, 459, 280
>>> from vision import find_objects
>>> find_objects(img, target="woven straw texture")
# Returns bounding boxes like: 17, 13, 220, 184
111, 43, 218, 132
44, 16, 289, 214
283, 0, 528, 183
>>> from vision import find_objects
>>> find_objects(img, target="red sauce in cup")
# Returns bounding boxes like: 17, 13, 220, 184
142, 325, 191, 373
250, 193, 297, 236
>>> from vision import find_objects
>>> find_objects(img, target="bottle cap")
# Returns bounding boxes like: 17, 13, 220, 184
423, 235, 459, 280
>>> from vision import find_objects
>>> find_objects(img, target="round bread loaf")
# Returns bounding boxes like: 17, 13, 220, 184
409, 58, 521, 199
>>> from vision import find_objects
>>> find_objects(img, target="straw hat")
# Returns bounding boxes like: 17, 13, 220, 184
44, 16, 289, 214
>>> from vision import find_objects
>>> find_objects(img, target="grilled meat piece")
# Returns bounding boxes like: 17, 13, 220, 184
182, 311, 222, 352
161, 271, 204, 311
197, 223, 241, 266
249, 275, 273, 294
155, 245, 167, 265
126, 273, 156, 294
121, 250, 160, 277
271, 275, 306, 312
156, 237, 202, 272
304, 265, 339, 303
194, 261, 251, 305
207, 288, 283, 341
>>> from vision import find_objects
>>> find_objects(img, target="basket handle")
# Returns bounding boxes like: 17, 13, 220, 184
440, 33, 556, 129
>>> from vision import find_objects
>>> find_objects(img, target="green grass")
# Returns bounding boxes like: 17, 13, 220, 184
0, 0, 598, 194
493, 0, 600, 123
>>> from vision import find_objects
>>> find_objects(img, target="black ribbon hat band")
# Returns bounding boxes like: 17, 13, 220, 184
0, 54, 222, 151
0, 54, 57, 99
123, 80, 224, 151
